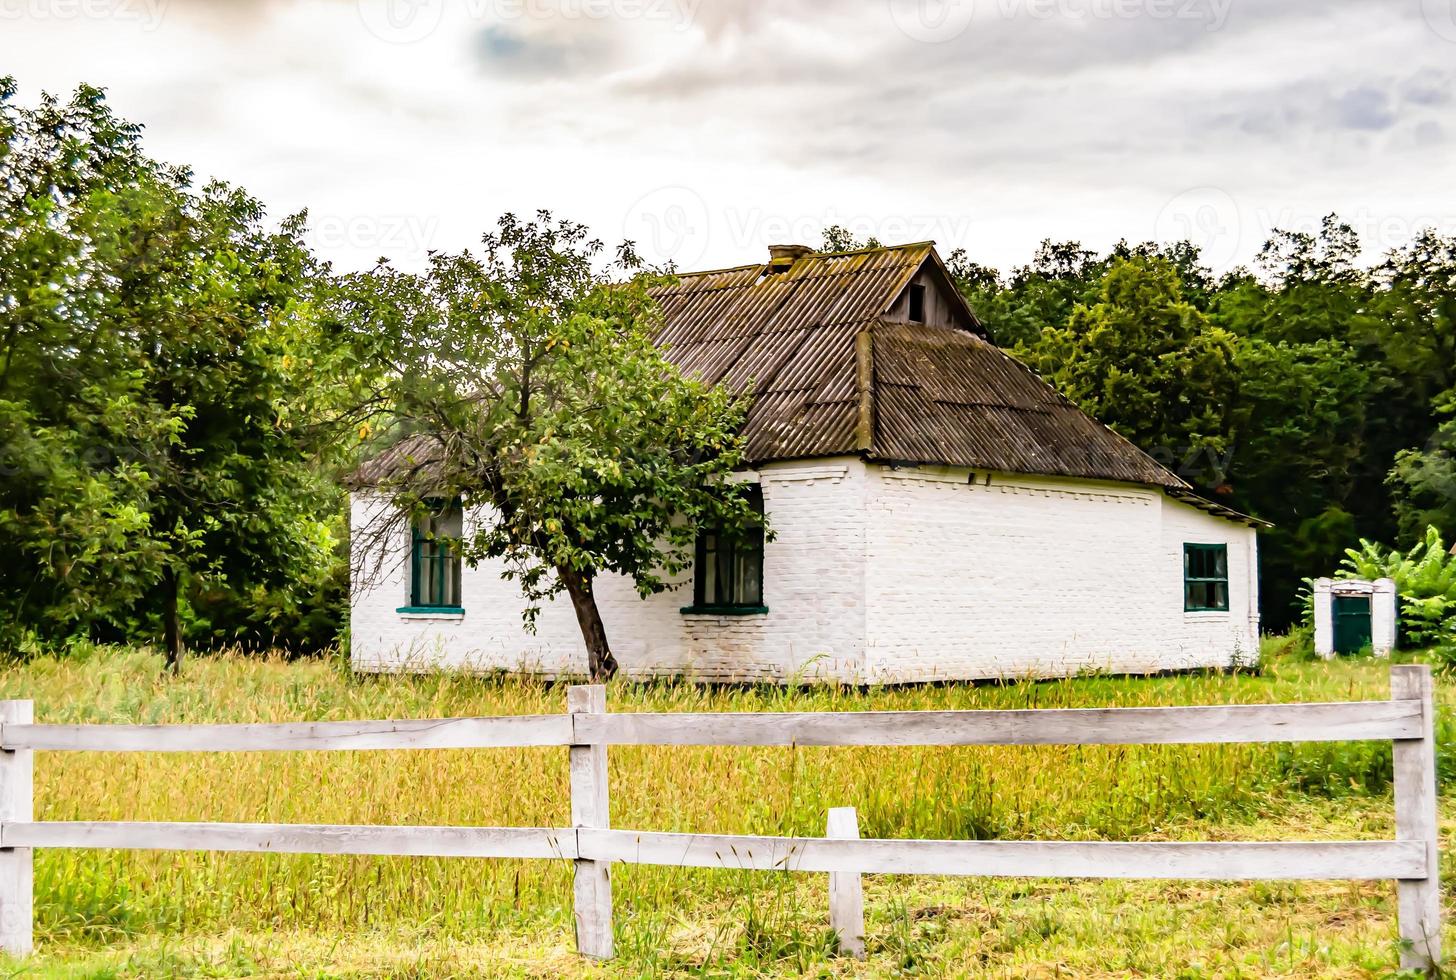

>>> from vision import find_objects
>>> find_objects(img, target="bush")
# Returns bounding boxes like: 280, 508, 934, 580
1334, 526, 1456, 653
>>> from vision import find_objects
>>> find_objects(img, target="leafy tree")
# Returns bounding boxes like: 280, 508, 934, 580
0, 79, 346, 666
1224, 339, 1374, 623
0, 80, 171, 646
1033, 255, 1240, 489
1372, 230, 1456, 406
349, 212, 760, 680
820, 225, 881, 253
1373, 231, 1456, 544
121, 184, 341, 669
962, 240, 1105, 351
1389, 392, 1456, 541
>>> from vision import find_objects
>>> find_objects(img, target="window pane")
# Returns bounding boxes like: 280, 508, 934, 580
735, 547, 762, 606
436, 505, 463, 539
713, 535, 733, 602
692, 485, 764, 609
700, 536, 717, 605
413, 502, 463, 608
1183, 544, 1229, 611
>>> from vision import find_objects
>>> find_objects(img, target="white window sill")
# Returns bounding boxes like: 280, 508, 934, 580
397, 607, 465, 622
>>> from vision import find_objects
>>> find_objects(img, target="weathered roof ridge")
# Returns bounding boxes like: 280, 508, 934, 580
648, 244, 1198, 492
671, 260, 766, 280
671, 241, 939, 280
804, 240, 937, 260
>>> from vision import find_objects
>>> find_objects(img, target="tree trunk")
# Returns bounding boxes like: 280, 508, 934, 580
162, 566, 183, 673
558, 566, 618, 681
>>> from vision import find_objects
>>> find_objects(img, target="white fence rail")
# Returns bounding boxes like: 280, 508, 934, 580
0, 665, 1442, 971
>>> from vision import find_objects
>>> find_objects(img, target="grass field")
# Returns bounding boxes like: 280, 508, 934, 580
0, 642, 1451, 978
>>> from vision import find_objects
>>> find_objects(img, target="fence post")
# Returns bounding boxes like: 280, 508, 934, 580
568, 685, 613, 960
0, 701, 33, 957
1391, 665, 1441, 973
826, 806, 865, 959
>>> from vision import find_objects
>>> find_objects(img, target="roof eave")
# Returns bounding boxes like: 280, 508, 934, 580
1164, 487, 1273, 529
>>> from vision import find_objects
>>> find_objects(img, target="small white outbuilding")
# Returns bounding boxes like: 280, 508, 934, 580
1313, 578, 1399, 658
349, 243, 1264, 683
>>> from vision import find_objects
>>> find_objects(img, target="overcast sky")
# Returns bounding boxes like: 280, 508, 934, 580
3, 0, 1454, 274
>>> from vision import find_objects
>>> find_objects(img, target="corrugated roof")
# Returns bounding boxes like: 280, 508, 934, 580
865, 319, 1187, 489
653, 243, 1191, 493
350, 433, 441, 490
655, 244, 927, 465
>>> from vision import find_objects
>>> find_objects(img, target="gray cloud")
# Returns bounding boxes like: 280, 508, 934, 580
472, 22, 621, 77
1333, 86, 1398, 131
1403, 68, 1452, 106
1414, 120, 1445, 146
6, 0, 1454, 275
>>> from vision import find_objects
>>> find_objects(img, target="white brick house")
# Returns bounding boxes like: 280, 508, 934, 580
350, 243, 1262, 683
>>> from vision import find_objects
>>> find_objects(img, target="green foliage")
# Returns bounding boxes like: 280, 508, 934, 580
0, 79, 349, 660
1388, 390, 1456, 541
348, 212, 758, 678
1337, 527, 1456, 653
957, 240, 1105, 351
1033, 255, 1240, 487
819, 224, 881, 252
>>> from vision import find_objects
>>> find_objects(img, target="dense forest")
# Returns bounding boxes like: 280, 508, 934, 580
2, 81, 1452, 657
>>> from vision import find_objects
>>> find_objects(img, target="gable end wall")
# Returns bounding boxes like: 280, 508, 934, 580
863, 464, 1258, 682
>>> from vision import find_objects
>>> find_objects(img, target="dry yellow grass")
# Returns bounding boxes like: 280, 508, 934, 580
0, 646, 1448, 976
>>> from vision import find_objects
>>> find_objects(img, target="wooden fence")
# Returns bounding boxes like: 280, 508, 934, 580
0, 665, 1442, 972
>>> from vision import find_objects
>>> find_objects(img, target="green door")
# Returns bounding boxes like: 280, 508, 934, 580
1333, 595, 1373, 654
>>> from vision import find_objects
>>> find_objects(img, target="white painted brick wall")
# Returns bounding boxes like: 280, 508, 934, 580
350, 456, 1260, 682
863, 466, 1258, 681
349, 459, 868, 682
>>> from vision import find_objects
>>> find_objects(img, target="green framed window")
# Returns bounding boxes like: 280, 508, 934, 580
685, 485, 766, 615
409, 501, 463, 611
1184, 543, 1229, 612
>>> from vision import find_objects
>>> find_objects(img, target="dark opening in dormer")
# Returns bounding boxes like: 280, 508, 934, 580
908, 283, 926, 323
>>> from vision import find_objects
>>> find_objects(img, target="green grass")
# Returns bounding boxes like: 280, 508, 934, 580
0, 642, 1450, 977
